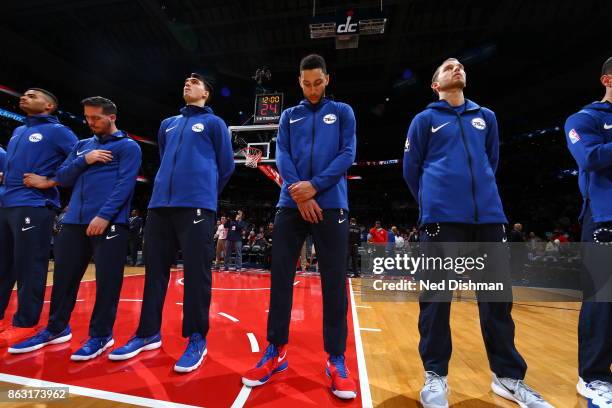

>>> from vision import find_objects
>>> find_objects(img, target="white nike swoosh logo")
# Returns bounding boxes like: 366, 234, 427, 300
289, 117, 305, 124
604, 123, 612, 130
22, 226, 36, 231
502, 237, 507, 243
193, 219, 204, 224
77, 149, 90, 156
338, 219, 346, 224
106, 234, 119, 240
277, 352, 287, 363
431, 122, 450, 133
165, 125, 178, 133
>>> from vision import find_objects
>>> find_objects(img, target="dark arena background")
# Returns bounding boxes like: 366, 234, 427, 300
0, 1, 609, 408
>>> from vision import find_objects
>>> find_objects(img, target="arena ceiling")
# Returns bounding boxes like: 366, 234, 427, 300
1, 0, 607, 158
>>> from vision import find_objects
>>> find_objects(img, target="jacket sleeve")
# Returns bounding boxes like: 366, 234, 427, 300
565, 112, 612, 172
211, 118, 235, 193
275, 109, 301, 185
157, 118, 171, 159
52, 141, 89, 187
309, 104, 357, 193
484, 110, 500, 172
403, 113, 428, 200
97, 141, 142, 221
53, 126, 79, 157
0, 148, 6, 172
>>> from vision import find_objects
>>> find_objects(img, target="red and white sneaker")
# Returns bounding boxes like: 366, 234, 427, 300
0, 326, 38, 348
326, 354, 357, 399
242, 343, 288, 387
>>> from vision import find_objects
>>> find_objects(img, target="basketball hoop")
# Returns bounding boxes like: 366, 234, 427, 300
241, 146, 263, 168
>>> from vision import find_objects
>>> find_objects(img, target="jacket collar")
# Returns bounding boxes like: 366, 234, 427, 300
24, 114, 60, 127
180, 104, 213, 116
426, 98, 480, 113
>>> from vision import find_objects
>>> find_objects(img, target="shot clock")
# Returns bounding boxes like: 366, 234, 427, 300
253, 93, 283, 124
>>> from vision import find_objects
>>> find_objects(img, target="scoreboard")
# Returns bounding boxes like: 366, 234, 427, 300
254, 93, 283, 124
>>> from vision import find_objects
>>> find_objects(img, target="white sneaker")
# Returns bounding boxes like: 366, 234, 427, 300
419, 371, 449, 408
577, 378, 612, 406
491, 374, 553, 407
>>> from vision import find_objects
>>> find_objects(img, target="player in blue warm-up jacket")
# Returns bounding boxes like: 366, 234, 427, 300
564, 56, 612, 408
242, 54, 358, 400
110, 73, 235, 373
0, 88, 77, 347
8, 96, 141, 361
403, 58, 552, 408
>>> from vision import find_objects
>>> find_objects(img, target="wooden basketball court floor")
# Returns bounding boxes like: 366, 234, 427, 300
0, 264, 586, 407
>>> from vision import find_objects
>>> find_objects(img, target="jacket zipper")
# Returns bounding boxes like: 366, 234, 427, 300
310, 110, 316, 178
168, 119, 189, 204
5, 130, 27, 185
456, 112, 479, 223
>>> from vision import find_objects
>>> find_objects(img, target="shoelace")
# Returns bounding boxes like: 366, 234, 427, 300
186, 334, 203, 355
329, 354, 348, 378
589, 381, 612, 400
513, 380, 545, 402
424, 371, 446, 392
257, 344, 278, 367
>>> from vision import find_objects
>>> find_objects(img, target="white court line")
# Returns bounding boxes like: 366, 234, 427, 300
349, 279, 373, 408
293, 280, 300, 286
356, 305, 371, 309
246, 333, 259, 353
0, 373, 201, 408
44, 299, 83, 303
176, 302, 183, 306
218, 312, 239, 323
360, 328, 382, 332
119, 299, 143, 302
230, 385, 252, 408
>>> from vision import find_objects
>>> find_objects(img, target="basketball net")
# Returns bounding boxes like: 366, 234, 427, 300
241, 147, 263, 168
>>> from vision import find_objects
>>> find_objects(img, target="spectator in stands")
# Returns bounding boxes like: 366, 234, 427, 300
225, 211, 246, 271
394, 227, 405, 252
213, 216, 227, 270
369, 220, 387, 258
508, 223, 524, 242
127, 209, 144, 266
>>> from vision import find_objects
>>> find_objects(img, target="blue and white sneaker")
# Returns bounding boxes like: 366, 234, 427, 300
108, 333, 162, 361
578, 378, 612, 407
8, 326, 72, 354
174, 333, 207, 373
71, 335, 114, 361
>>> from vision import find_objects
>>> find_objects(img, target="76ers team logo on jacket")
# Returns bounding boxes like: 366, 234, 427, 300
323, 114, 337, 124
28, 133, 43, 142
192, 123, 204, 132
471, 118, 486, 130
569, 129, 581, 144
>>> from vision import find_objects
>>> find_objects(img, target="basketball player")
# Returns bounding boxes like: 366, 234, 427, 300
403, 58, 552, 408
0, 88, 78, 346
242, 54, 358, 399
109, 73, 235, 373
8, 96, 141, 361
564, 56, 612, 407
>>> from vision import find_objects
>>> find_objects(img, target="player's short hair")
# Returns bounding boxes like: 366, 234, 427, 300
602, 57, 612, 76
27, 88, 58, 111
300, 54, 327, 74
189, 73, 213, 101
432, 58, 460, 83
81, 96, 118, 115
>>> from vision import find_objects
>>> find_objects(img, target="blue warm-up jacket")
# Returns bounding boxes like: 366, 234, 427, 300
403, 99, 507, 225
54, 131, 142, 225
1, 114, 77, 208
276, 98, 356, 210
148, 105, 235, 211
565, 101, 612, 222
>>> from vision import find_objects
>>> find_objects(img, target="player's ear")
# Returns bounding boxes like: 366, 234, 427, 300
431, 82, 439, 94
324, 74, 330, 86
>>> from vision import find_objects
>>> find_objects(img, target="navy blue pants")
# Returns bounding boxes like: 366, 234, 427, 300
418, 223, 528, 379
579, 203, 612, 383
0, 206, 55, 327
267, 208, 349, 355
137, 208, 215, 338
47, 223, 128, 338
